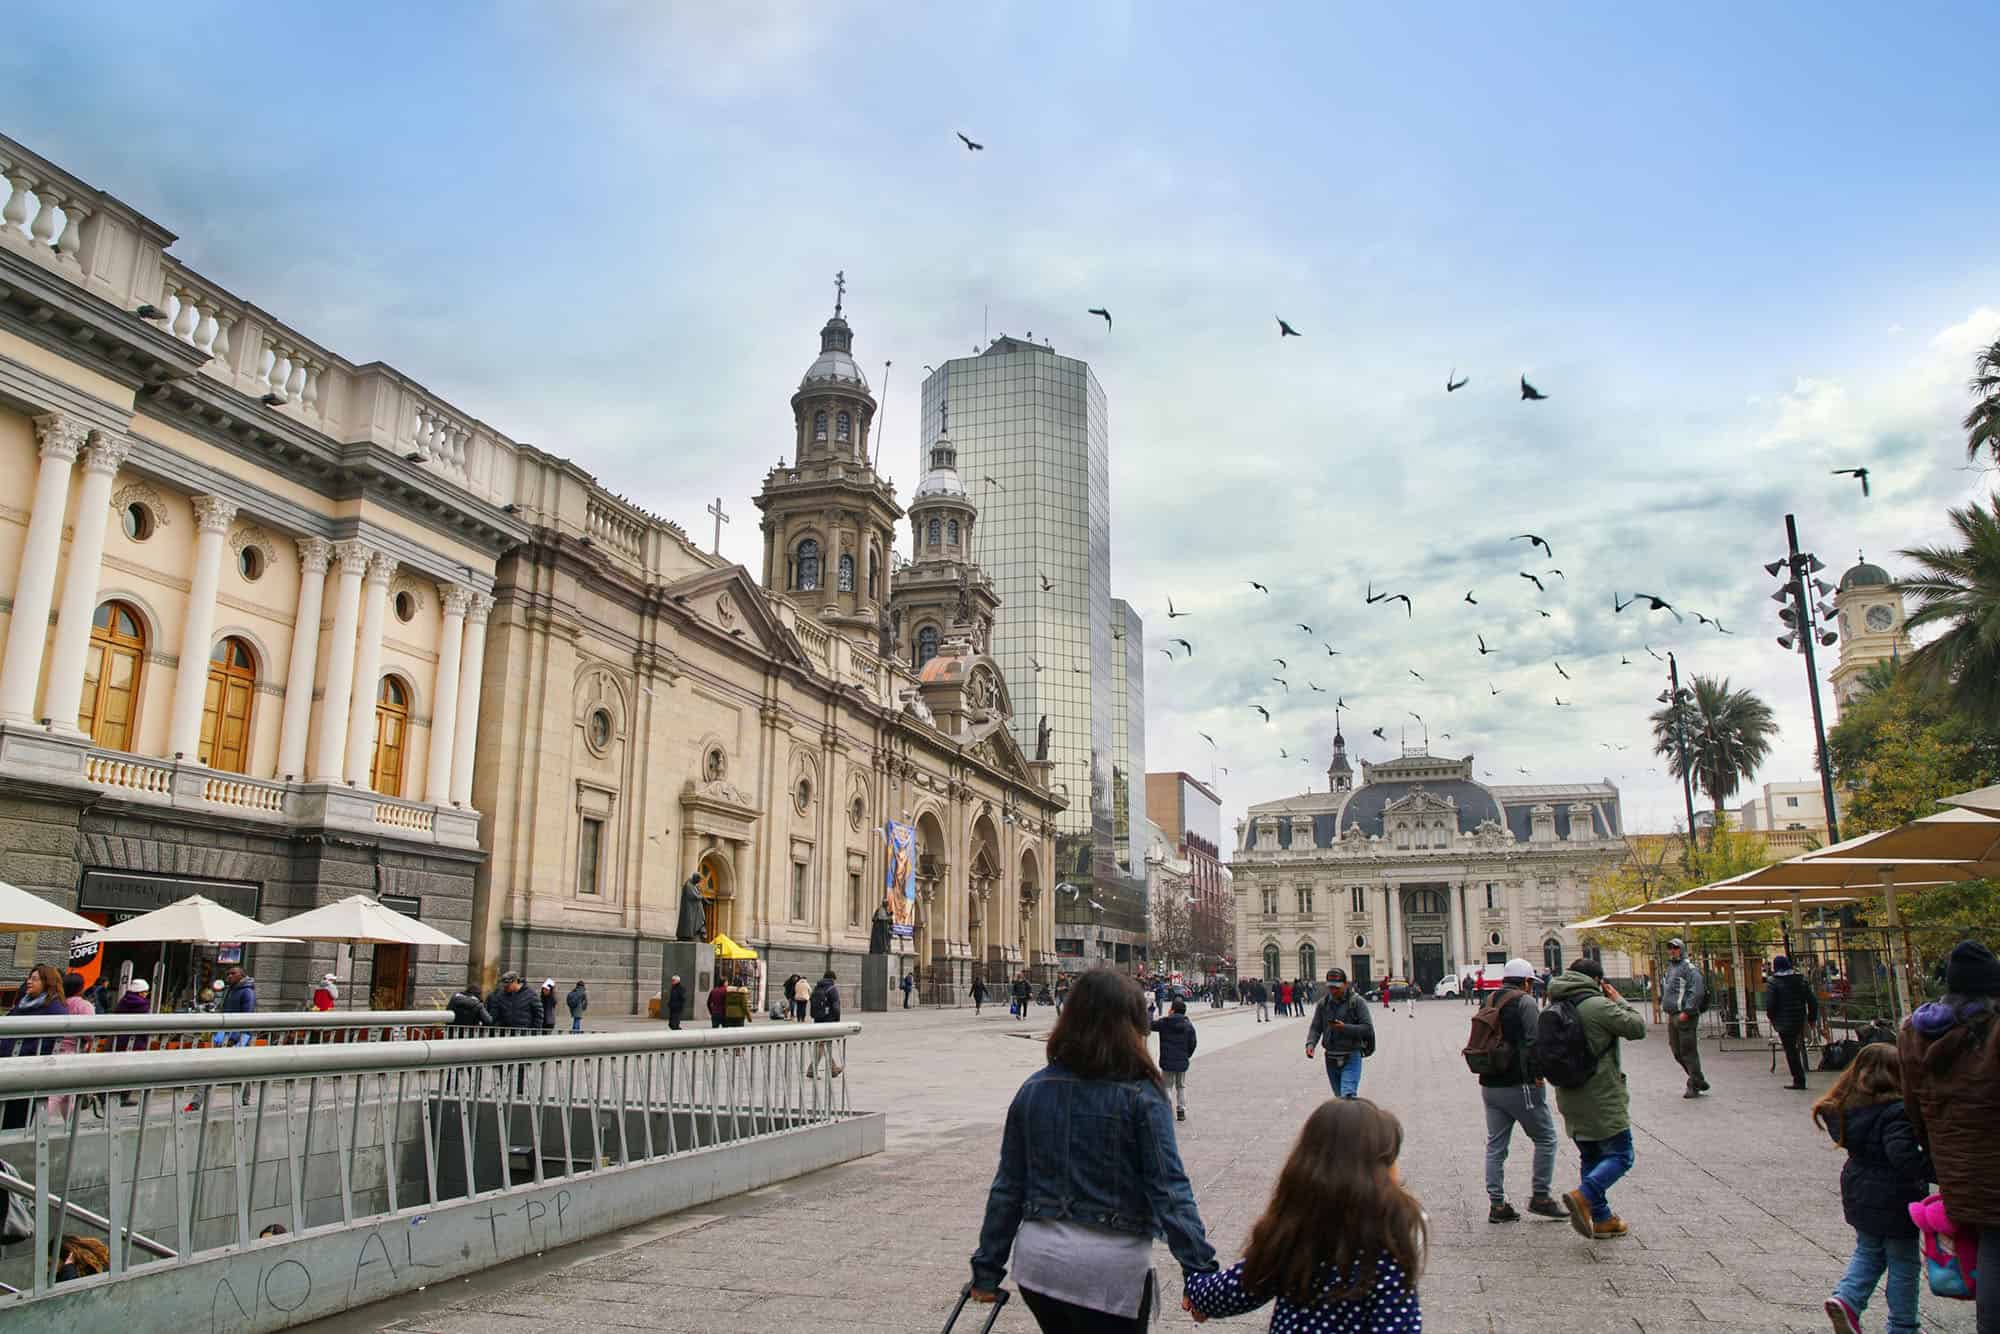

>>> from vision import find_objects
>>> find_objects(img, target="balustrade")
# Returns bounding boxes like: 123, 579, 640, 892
0, 161, 87, 264
83, 753, 174, 797
585, 495, 648, 562
374, 798, 436, 833
199, 774, 287, 813
411, 401, 469, 472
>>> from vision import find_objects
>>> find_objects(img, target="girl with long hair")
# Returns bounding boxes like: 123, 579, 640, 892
970, 967, 1217, 1332
1812, 1043, 1932, 1334
1184, 1098, 1424, 1332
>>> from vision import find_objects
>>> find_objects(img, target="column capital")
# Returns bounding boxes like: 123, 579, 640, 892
296, 535, 335, 575
191, 495, 240, 534
80, 431, 133, 477
439, 583, 474, 618
331, 538, 373, 571
466, 591, 494, 625
32, 413, 90, 463
363, 552, 398, 587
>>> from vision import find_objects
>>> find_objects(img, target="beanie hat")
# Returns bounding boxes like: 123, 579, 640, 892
1946, 940, 2000, 998
1771, 955, 1795, 975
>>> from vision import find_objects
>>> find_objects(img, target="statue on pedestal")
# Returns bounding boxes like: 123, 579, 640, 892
675, 872, 709, 942
1035, 715, 1052, 763
869, 904, 894, 954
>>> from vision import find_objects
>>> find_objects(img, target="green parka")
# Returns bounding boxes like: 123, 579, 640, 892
1545, 969, 1647, 1142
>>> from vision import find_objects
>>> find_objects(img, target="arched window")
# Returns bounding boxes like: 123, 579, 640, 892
1543, 938, 1564, 973
1299, 942, 1317, 980
370, 676, 410, 796
1412, 825, 1428, 849
812, 411, 827, 442
916, 625, 939, 669
1395, 827, 1409, 849
1263, 943, 1281, 981
927, 518, 941, 547
79, 600, 145, 752
795, 538, 820, 591
199, 637, 256, 773
1409, 890, 1446, 916
947, 518, 960, 545
835, 411, 851, 442
1581, 940, 1603, 965
837, 553, 854, 592
1433, 821, 1449, 845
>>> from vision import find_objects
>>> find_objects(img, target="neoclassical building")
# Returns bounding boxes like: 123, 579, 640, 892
0, 130, 1059, 1012
1231, 730, 1630, 991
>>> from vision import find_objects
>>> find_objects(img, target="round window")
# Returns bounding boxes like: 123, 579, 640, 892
794, 777, 812, 813
703, 747, 726, 782
1355, 934, 1366, 949
121, 503, 154, 541
1490, 931, 1503, 947
394, 590, 416, 623
849, 795, 865, 831
236, 546, 264, 581
588, 708, 613, 750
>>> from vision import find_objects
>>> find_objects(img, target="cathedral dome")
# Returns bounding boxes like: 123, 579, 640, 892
798, 315, 870, 393
1337, 777, 1504, 838
1839, 557, 1892, 592
913, 436, 971, 503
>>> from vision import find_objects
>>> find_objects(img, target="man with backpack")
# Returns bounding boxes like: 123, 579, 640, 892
1150, 998, 1198, 1122
1540, 958, 1646, 1240
1661, 937, 1710, 1098
1305, 968, 1375, 1099
1464, 959, 1565, 1224
807, 969, 844, 1077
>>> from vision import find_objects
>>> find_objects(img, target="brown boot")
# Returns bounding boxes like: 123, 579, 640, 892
1561, 1189, 1593, 1239
1591, 1216, 1629, 1239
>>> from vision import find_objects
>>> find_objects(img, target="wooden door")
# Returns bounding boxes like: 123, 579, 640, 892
370, 943, 409, 1011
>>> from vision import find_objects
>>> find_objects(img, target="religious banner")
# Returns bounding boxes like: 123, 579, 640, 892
882, 820, 916, 938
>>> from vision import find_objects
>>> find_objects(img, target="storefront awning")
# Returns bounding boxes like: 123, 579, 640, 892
712, 933, 758, 960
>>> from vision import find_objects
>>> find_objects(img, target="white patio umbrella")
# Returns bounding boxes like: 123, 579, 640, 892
1944, 784, 2000, 819
73, 895, 296, 1013
241, 894, 465, 948
0, 880, 98, 933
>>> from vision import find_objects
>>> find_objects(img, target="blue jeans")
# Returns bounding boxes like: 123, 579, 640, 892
1834, 1230, 1920, 1333
1575, 1129, 1635, 1221
570, 1017, 582, 1032
1323, 1053, 1363, 1098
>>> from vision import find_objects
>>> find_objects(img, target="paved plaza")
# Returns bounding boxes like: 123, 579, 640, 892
307, 1000, 1972, 1333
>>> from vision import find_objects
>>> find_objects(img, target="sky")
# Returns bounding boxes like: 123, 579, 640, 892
7, 1, 1999, 840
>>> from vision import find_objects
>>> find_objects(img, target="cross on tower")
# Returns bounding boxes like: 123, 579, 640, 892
833, 269, 845, 318
706, 496, 730, 555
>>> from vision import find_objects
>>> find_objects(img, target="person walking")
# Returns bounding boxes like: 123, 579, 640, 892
1765, 955, 1819, 1090
310, 973, 339, 1012
1013, 973, 1032, 1019
1471, 959, 1566, 1224
666, 975, 687, 1030
47, 972, 97, 1122
1182, 1098, 1424, 1332
706, 977, 728, 1028
900, 971, 914, 1008
971, 975, 988, 1015
1277, 979, 1293, 1019
1380, 975, 1393, 1014
1151, 998, 1199, 1122
1544, 958, 1646, 1240
188, 964, 257, 1112
1898, 939, 2000, 1334
791, 972, 811, 1023
1306, 968, 1374, 1100
1466, 967, 1482, 1005
447, 987, 491, 1027
538, 980, 559, 1033
1814, 1043, 1932, 1334
1252, 978, 1269, 1023
565, 980, 588, 1033
1661, 937, 1710, 1098
807, 970, 844, 1078
485, 971, 543, 1031
968, 968, 1218, 1331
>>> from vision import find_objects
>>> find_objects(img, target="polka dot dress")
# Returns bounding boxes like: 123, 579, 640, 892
1183, 1252, 1420, 1333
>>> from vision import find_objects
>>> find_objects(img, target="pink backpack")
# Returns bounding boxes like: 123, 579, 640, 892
1910, 1194, 1979, 1301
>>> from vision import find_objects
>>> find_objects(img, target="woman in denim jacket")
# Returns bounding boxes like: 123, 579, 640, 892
970, 968, 1219, 1331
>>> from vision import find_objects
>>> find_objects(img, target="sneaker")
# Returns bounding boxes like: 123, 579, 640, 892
1561, 1189, 1594, 1239
1488, 1202, 1520, 1223
1788, 1081, 1808, 1090
1527, 1196, 1567, 1219
1696, 1079, 1712, 1092
1682, 1089, 1703, 1099
1823, 1295, 1860, 1334
1176, 1108, 1186, 1122
1591, 1216, 1629, 1239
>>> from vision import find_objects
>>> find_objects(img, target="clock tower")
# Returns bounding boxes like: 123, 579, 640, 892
1828, 554, 1911, 713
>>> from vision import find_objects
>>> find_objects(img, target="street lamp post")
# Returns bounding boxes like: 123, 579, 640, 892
1767, 513, 1842, 845
1660, 655, 1701, 867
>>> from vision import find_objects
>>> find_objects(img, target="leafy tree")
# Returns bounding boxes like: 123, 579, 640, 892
1965, 331, 2000, 463
1826, 663, 2000, 834
1650, 675, 1779, 841
1148, 876, 1195, 974
1900, 496, 2000, 723
1584, 824, 1782, 959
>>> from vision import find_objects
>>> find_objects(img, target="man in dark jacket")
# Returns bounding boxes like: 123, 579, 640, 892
970, 975, 987, 1014
666, 975, 687, 1030
565, 981, 588, 1032
1151, 999, 1199, 1122
447, 989, 491, 1027
1661, 937, 1709, 1097
1012, 973, 1031, 1018
1478, 959, 1565, 1223
808, 971, 844, 1077
1305, 968, 1374, 1098
485, 971, 543, 1031
1763, 955, 1819, 1089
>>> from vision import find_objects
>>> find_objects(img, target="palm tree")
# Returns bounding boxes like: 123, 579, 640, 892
1966, 332, 2000, 462
1650, 675, 1779, 840
1900, 496, 2000, 722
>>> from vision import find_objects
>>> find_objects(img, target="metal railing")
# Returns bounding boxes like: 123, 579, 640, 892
0, 1010, 459, 1053
0, 1022, 855, 1303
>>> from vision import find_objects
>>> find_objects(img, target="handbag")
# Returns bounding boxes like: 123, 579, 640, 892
0, 1157, 33, 1245
1911, 1194, 1979, 1301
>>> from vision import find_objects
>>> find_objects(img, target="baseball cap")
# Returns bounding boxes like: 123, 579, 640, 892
1667, 937, 1685, 949
1324, 967, 1347, 983
543, 978, 556, 989
1502, 958, 1534, 980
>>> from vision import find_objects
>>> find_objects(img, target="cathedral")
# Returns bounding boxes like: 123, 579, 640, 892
1231, 727, 1631, 992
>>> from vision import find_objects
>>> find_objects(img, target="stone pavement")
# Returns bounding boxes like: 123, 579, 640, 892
306, 998, 1972, 1333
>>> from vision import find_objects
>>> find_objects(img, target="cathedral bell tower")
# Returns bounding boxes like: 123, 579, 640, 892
887, 395, 999, 670
754, 275, 904, 650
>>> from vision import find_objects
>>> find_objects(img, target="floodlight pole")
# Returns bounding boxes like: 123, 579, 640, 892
1666, 652, 1699, 869
1783, 514, 1842, 845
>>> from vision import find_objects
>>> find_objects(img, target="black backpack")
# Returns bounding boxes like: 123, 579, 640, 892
809, 982, 834, 1022
1534, 997, 1601, 1089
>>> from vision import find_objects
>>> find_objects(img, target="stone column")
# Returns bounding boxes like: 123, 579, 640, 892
343, 552, 396, 785
424, 584, 471, 805
1447, 881, 1466, 975
42, 430, 132, 732
311, 540, 371, 782
1366, 881, 1388, 985
276, 537, 332, 780
0, 414, 88, 722
166, 495, 240, 760
448, 593, 491, 806
1385, 883, 1404, 979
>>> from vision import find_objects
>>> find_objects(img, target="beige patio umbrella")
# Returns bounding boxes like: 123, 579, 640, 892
1943, 784, 2000, 818
0, 880, 99, 933
241, 895, 463, 1009
1797, 807, 2000, 874
77, 894, 286, 945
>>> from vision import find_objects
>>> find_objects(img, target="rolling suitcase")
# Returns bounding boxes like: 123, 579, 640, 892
941, 1282, 1011, 1332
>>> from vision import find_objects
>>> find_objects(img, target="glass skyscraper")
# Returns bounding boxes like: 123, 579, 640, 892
921, 338, 1145, 966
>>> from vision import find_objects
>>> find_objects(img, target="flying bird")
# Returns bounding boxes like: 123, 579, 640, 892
1250, 581, 1270, 594
1365, 582, 1385, 604
1159, 649, 1174, 662
1384, 594, 1413, 618
1336, 696, 1349, 709
1167, 596, 1189, 619
957, 132, 984, 151
1087, 307, 1112, 329
1832, 467, 1871, 497
1408, 669, 1424, 682
1324, 643, 1341, 656
1171, 638, 1193, 656
1038, 572, 1056, 592
1029, 655, 1045, 673
1440, 732, 1453, 740
1273, 658, 1288, 669
1277, 317, 1301, 337
1545, 569, 1565, 580
1554, 661, 1570, 680
1536, 610, 1553, 619
1408, 712, 1424, 724
1297, 623, 1313, 634
1520, 376, 1548, 401
1280, 748, 1289, 759
1446, 369, 1468, 392
1199, 732, 1216, 747
1620, 655, 1632, 666
1309, 682, 1327, 692
1489, 682, 1502, 696
1251, 705, 1271, 722
1513, 534, 1553, 558
1272, 678, 1290, 693
1477, 635, 1494, 655
1371, 727, 1387, 741
1645, 644, 1664, 661
1464, 590, 1478, 605
1628, 594, 1683, 621
1554, 696, 1570, 707
1520, 572, 1545, 593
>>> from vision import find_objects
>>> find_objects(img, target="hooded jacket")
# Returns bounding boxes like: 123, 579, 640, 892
485, 984, 543, 1030
1306, 988, 1373, 1057
1661, 956, 1705, 1016
1545, 969, 1646, 1142
221, 975, 257, 1015
1151, 1013, 1198, 1073
566, 984, 588, 1018
447, 991, 492, 1026
1900, 998, 2000, 1224
1822, 1099, 1931, 1237
1763, 968, 1818, 1032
